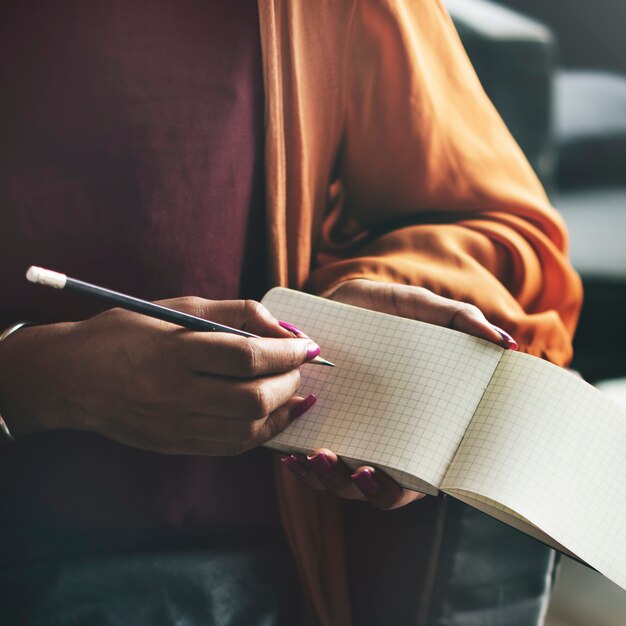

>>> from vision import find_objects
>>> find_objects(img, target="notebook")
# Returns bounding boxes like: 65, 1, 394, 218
261, 287, 626, 591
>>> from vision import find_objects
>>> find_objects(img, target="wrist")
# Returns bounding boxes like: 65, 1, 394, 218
0, 321, 79, 438
0, 322, 34, 441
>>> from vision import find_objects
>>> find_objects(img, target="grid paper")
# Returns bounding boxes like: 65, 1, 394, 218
442, 350, 626, 590
261, 288, 503, 492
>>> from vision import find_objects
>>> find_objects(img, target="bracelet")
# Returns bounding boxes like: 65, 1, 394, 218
0, 321, 34, 443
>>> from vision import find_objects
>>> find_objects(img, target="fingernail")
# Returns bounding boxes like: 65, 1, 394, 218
307, 451, 333, 479
279, 320, 310, 338
491, 324, 518, 350
289, 394, 317, 419
281, 455, 307, 477
306, 344, 321, 361
351, 468, 380, 496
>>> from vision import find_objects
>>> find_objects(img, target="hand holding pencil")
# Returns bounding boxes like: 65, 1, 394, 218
26, 267, 334, 366
0, 267, 323, 455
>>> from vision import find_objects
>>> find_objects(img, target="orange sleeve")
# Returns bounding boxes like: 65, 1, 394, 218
307, 0, 582, 366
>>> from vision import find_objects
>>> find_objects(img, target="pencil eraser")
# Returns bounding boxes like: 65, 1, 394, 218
26, 266, 67, 289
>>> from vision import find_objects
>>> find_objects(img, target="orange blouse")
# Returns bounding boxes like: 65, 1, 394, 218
258, 1, 582, 624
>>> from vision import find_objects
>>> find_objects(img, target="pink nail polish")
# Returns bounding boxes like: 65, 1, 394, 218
279, 320, 310, 338
306, 344, 321, 361
289, 394, 317, 419
351, 468, 380, 496
491, 325, 518, 351
307, 451, 333, 479
281, 455, 307, 477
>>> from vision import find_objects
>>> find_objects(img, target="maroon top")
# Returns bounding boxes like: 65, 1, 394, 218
0, 0, 279, 563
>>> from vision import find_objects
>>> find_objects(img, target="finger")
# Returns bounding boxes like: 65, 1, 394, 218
207, 370, 303, 421
277, 320, 311, 339
487, 324, 518, 350
182, 368, 302, 420
305, 449, 366, 499
331, 280, 516, 350
237, 299, 297, 337
250, 394, 318, 447
176, 332, 320, 377
351, 466, 426, 510
157, 297, 286, 338
331, 281, 468, 327
385, 284, 518, 349
182, 394, 318, 454
279, 453, 327, 491
280, 450, 367, 498
376, 284, 487, 335
450, 306, 518, 350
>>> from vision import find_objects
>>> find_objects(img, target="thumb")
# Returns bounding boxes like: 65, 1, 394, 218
451, 305, 518, 350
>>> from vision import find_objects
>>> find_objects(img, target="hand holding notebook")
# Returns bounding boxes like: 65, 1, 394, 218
261, 287, 626, 592
281, 278, 518, 508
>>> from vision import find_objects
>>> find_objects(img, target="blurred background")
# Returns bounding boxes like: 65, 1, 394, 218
443, 0, 626, 624
500, 0, 626, 74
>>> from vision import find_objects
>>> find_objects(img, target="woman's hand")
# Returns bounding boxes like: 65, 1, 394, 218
328, 279, 516, 349
0, 298, 320, 456
280, 279, 517, 510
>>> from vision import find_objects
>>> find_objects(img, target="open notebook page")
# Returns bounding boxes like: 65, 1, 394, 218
262, 288, 504, 494
442, 350, 626, 590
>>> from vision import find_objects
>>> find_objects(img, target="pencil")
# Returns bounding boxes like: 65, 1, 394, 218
26, 266, 334, 367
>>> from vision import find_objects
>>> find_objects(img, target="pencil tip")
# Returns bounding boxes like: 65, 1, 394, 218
314, 356, 335, 367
